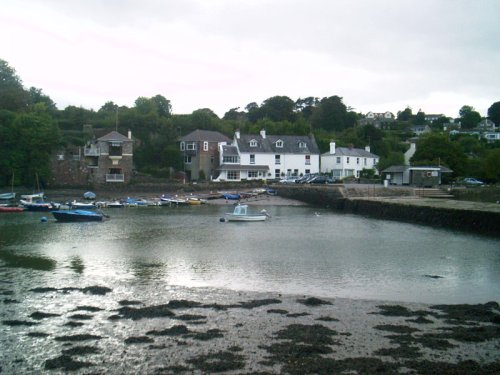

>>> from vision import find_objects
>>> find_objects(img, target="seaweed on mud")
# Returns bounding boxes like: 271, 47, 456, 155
3, 319, 39, 326
166, 299, 202, 309
44, 355, 94, 371
236, 298, 282, 309
374, 324, 420, 334
54, 334, 102, 342
187, 350, 246, 372
404, 359, 500, 375
431, 324, 500, 343
371, 304, 415, 317
267, 309, 289, 315
147, 324, 189, 336
189, 328, 224, 341
316, 316, 339, 322
0, 289, 14, 295
27, 332, 50, 337
156, 364, 192, 374
3, 298, 20, 304
296, 297, 332, 306
62, 345, 100, 355
406, 316, 434, 324
63, 321, 84, 327
275, 324, 338, 345
82, 285, 112, 295
174, 314, 207, 322
113, 304, 175, 320
30, 287, 58, 293
374, 343, 422, 358
68, 314, 93, 320
30, 311, 60, 320
118, 299, 143, 306
429, 302, 500, 324
287, 312, 311, 318
125, 336, 155, 344
72, 305, 103, 312
0, 252, 56, 271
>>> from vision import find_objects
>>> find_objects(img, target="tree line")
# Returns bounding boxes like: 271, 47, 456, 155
1, 58, 499, 187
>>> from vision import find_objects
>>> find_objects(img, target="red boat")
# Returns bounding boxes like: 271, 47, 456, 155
0, 206, 25, 212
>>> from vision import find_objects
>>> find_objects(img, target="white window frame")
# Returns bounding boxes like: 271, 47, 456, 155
275, 155, 281, 165
250, 154, 255, 164
203, 141, 208, 151
305, 155, 311, 165
250, 139, 258, 147
180, 142, 185, 151
276, 140, 283, 148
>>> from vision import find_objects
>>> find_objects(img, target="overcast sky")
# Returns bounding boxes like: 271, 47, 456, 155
2, 0, 499, 118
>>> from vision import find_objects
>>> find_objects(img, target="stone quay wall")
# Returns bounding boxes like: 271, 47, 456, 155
275, 185, 500, 237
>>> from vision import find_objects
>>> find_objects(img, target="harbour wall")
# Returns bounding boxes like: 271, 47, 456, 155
275, 185, 500, 237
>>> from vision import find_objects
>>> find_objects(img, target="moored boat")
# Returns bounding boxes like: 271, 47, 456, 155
224, 204, 270, 222
52, 209, 104, 222
0, 206, 25, 213
0, 192, 16, 200
70, 201, 96, 209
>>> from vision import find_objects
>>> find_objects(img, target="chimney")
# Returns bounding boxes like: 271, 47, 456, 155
128, 130, 132, 140
260, 129, 266, 139
329, 141, 336, 155
235, 129, 240, 139
365, 145, 370, 153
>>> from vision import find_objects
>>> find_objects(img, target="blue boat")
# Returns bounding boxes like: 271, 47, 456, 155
222, 193, 241, 200
52, 209, 104, 222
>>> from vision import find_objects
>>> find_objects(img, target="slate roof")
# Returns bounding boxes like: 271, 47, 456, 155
98, 131, 131, 142
221, 145, 239, 156
219, 165, 269, 171
322, 147, 378, 158
180, 130, 231, 143
236, 134, 320, 154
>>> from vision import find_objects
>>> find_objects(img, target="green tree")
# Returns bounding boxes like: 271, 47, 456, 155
310, 96, 353, 132
260, 96, 296, 122
0, 59, 28, 111
411, 133, 467, 176
397, 107, 412, 121
487, 101, 500, 126
482, 148, 500, 182
459, 105, 481, 129
414, 111, 426, 125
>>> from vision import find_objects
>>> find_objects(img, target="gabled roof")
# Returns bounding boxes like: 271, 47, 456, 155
180, 130, 231, 143
221, 145, 239, 156
98, 131, 131, 142
236, 134, 320, 154
322, 147, 378, 158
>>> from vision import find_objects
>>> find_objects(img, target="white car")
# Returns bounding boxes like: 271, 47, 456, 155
279, 176, 298, 184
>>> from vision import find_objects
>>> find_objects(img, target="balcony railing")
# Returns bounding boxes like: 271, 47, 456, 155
106, 174, 124, 182
84, 148, 100, 156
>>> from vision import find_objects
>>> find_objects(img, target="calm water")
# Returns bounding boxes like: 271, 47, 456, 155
0, 204, 499, 304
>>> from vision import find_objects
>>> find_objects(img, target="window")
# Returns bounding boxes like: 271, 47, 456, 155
305, 155, 311, 165
248, 171, 258, 178
305, 169, 310, 175
203, 141, 208, 151
364, 158, 367, 166
275, 169, 281, 179
346, 157, 350, 164
336, 156, 341, 164
298, 141, 306, 148
227, 171, 240, 180
109, 144, 122, 156
275, 155, 281, 165
186, 142, 196, 150
250, 139, 258, 147
356, 157, 360, 165
293, 169, 299, 177
276, 140, 283, 148
180, 142, 185, 151
184, 156, 192, 164
250, 154, 255, 164
223, 156, 239, 163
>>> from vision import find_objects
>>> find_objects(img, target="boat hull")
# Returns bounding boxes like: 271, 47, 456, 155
225, 214, 267, 222
52, 210, 103, 222
0, 206, 25, 212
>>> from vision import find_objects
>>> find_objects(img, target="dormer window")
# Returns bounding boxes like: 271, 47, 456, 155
298, 141, 306, 148
250, 139, 258, 147
276, 140, 283, 148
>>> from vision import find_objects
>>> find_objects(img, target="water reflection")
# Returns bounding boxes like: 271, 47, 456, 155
0, 205, 499, 304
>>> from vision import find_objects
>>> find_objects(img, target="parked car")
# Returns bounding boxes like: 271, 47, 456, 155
297, 174, 318, 184
279, 176, 299, 184
463, 178, 484, 186
307, 176, 328, 184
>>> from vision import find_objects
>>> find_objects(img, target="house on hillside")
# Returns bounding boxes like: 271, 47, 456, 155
84, 130, 134, 183
424, 114, 444, 123
215, 129, 320, 181
179, 130, 231, 181
358, 111, 395, 128
320, 141, 379, 180
411, 124, 431, 136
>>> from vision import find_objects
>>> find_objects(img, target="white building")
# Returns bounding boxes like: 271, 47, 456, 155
215, 129, 320, 181
320, 141, 379, 179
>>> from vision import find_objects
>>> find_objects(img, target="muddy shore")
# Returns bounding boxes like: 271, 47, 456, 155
1, 282, 499, 374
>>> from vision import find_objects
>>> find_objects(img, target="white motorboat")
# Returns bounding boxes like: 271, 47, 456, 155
224, 204, 270, 222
